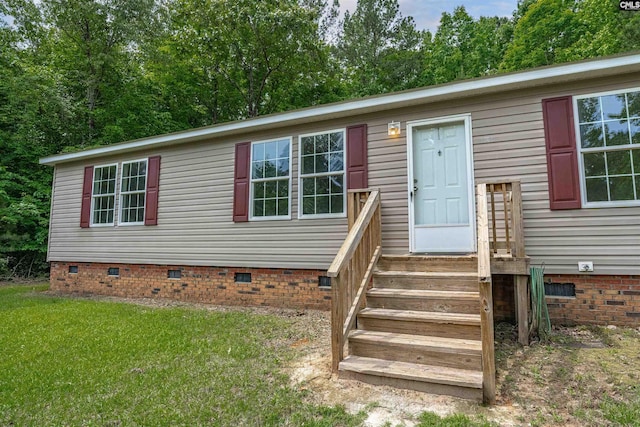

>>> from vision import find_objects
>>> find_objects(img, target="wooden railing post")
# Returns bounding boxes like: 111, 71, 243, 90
477, 183, 496, 405
331, 275, 343, 372
510, 181, 525, 258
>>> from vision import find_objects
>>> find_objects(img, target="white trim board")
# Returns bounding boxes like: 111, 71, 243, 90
40, 53, 640, 166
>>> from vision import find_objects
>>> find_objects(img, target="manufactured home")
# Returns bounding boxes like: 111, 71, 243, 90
41, 53, 640, 402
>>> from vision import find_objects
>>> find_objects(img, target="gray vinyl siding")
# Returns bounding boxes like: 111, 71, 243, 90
48, 71, 640, 274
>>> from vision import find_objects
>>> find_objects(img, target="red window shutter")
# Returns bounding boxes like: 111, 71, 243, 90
233, 142, 251, 222
346, 124, 368, 189
145, 156, 161, 225
542, 96, 581, 210
80, 166, 94, 228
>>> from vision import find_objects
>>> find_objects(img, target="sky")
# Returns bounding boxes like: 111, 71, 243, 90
339, 0, 518, 33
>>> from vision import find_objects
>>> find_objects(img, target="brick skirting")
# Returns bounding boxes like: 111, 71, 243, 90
50, 262, 331, 310
492, 274, 640, 326
544, 274, 640, 326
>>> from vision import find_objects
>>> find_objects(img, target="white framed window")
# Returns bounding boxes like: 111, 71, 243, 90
91, 163, 118, 226
299, 129, 346, 218
120, 159, 148, 224
250, 137, 292, 219
575, 88, 640, 207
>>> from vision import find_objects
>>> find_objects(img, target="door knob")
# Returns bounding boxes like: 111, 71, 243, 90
413, 186, 418, 192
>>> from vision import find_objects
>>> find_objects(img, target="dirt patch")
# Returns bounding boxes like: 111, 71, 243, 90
45, 292, 640, 426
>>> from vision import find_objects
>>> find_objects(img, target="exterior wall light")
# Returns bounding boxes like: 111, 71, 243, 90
388, 121, 401, 137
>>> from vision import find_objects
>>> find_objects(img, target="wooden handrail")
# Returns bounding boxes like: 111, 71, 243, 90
328, 189, 382, 373
477, 183, 496, 405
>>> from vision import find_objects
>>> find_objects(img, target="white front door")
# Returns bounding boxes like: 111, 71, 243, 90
408, 116, 475, 253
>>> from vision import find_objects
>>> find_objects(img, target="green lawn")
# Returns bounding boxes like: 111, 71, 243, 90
0, 285, 364, 426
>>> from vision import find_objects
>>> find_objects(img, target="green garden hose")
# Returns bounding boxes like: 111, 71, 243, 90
530, 266, 551, 341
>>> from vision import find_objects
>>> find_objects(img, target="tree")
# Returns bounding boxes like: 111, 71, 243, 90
157, 0, 334, 121
335, 0, 423, 96
501, 0, 584, 71
421, 7, 513, 85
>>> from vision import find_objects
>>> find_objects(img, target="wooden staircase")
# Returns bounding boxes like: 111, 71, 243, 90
328, 184, 528, 404
338, 255, 484, 401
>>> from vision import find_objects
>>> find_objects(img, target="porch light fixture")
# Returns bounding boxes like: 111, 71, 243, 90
387, 121, 401, 137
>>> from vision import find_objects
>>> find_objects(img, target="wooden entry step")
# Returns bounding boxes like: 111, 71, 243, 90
357, 308, 481, 340
373, 271, 477, 291
376, 254, 478, 273
366, 288, 480, 314
339, 356, 483, 401
348, 330, 481, 370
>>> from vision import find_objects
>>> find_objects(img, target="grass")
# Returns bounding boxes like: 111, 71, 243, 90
416, 412, 497, 427
0, 285, 364, 426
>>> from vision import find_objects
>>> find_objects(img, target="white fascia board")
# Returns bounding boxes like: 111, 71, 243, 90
40, 53, 640, 166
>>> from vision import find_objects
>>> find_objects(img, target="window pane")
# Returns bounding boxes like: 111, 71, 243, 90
609, 176, 634, 201
330, 132, 344, 152
278, 198, 288, 216
315, 153, 328, 173
605, 120, 630, 146
302, 155, 314, 174
277, 140, 289, 158
329, 152, 344, 172
316, 195, 329, 214
316, 176, 329, 195
577, 97, 601, 123
121, 210, 129, 223
254, 182, 265, 199
628, 91, 640, 118
253, 143, 264, 161
580, 123, 604, 148
277, 180, 288, 197
601, 94, 627, 120
583, 152, 606, 177
631, 118, 640, 145
606, 150, 632, 175
94, 168, 102, 181
303, 196, 315, 214
264, 199, 276, 216
302, 137, 314, 155
252, 161, 263, 179
122, 163, 130, 177
130, 162, 138, 177
330, 175, 343, 194
264, 159, 278, 178
585, 177, 608, 202
633, 149, 640, 173
330, 195, 343, 214
277, 158, 289, 176
265, 181, 277, 198
254, 200, 264, 217
316, 134, 328, 153
302, 178, 314, 196
138, 176, 146, 190
265, 141, 277, 160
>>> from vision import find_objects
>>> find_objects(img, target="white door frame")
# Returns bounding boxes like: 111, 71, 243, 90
406, 114, 476, 253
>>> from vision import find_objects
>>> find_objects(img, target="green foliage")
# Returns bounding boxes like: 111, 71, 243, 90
0, 285, 366, 426
422, 7, 514, 85
336, 0, 423, 96
417, 411, 497, 427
